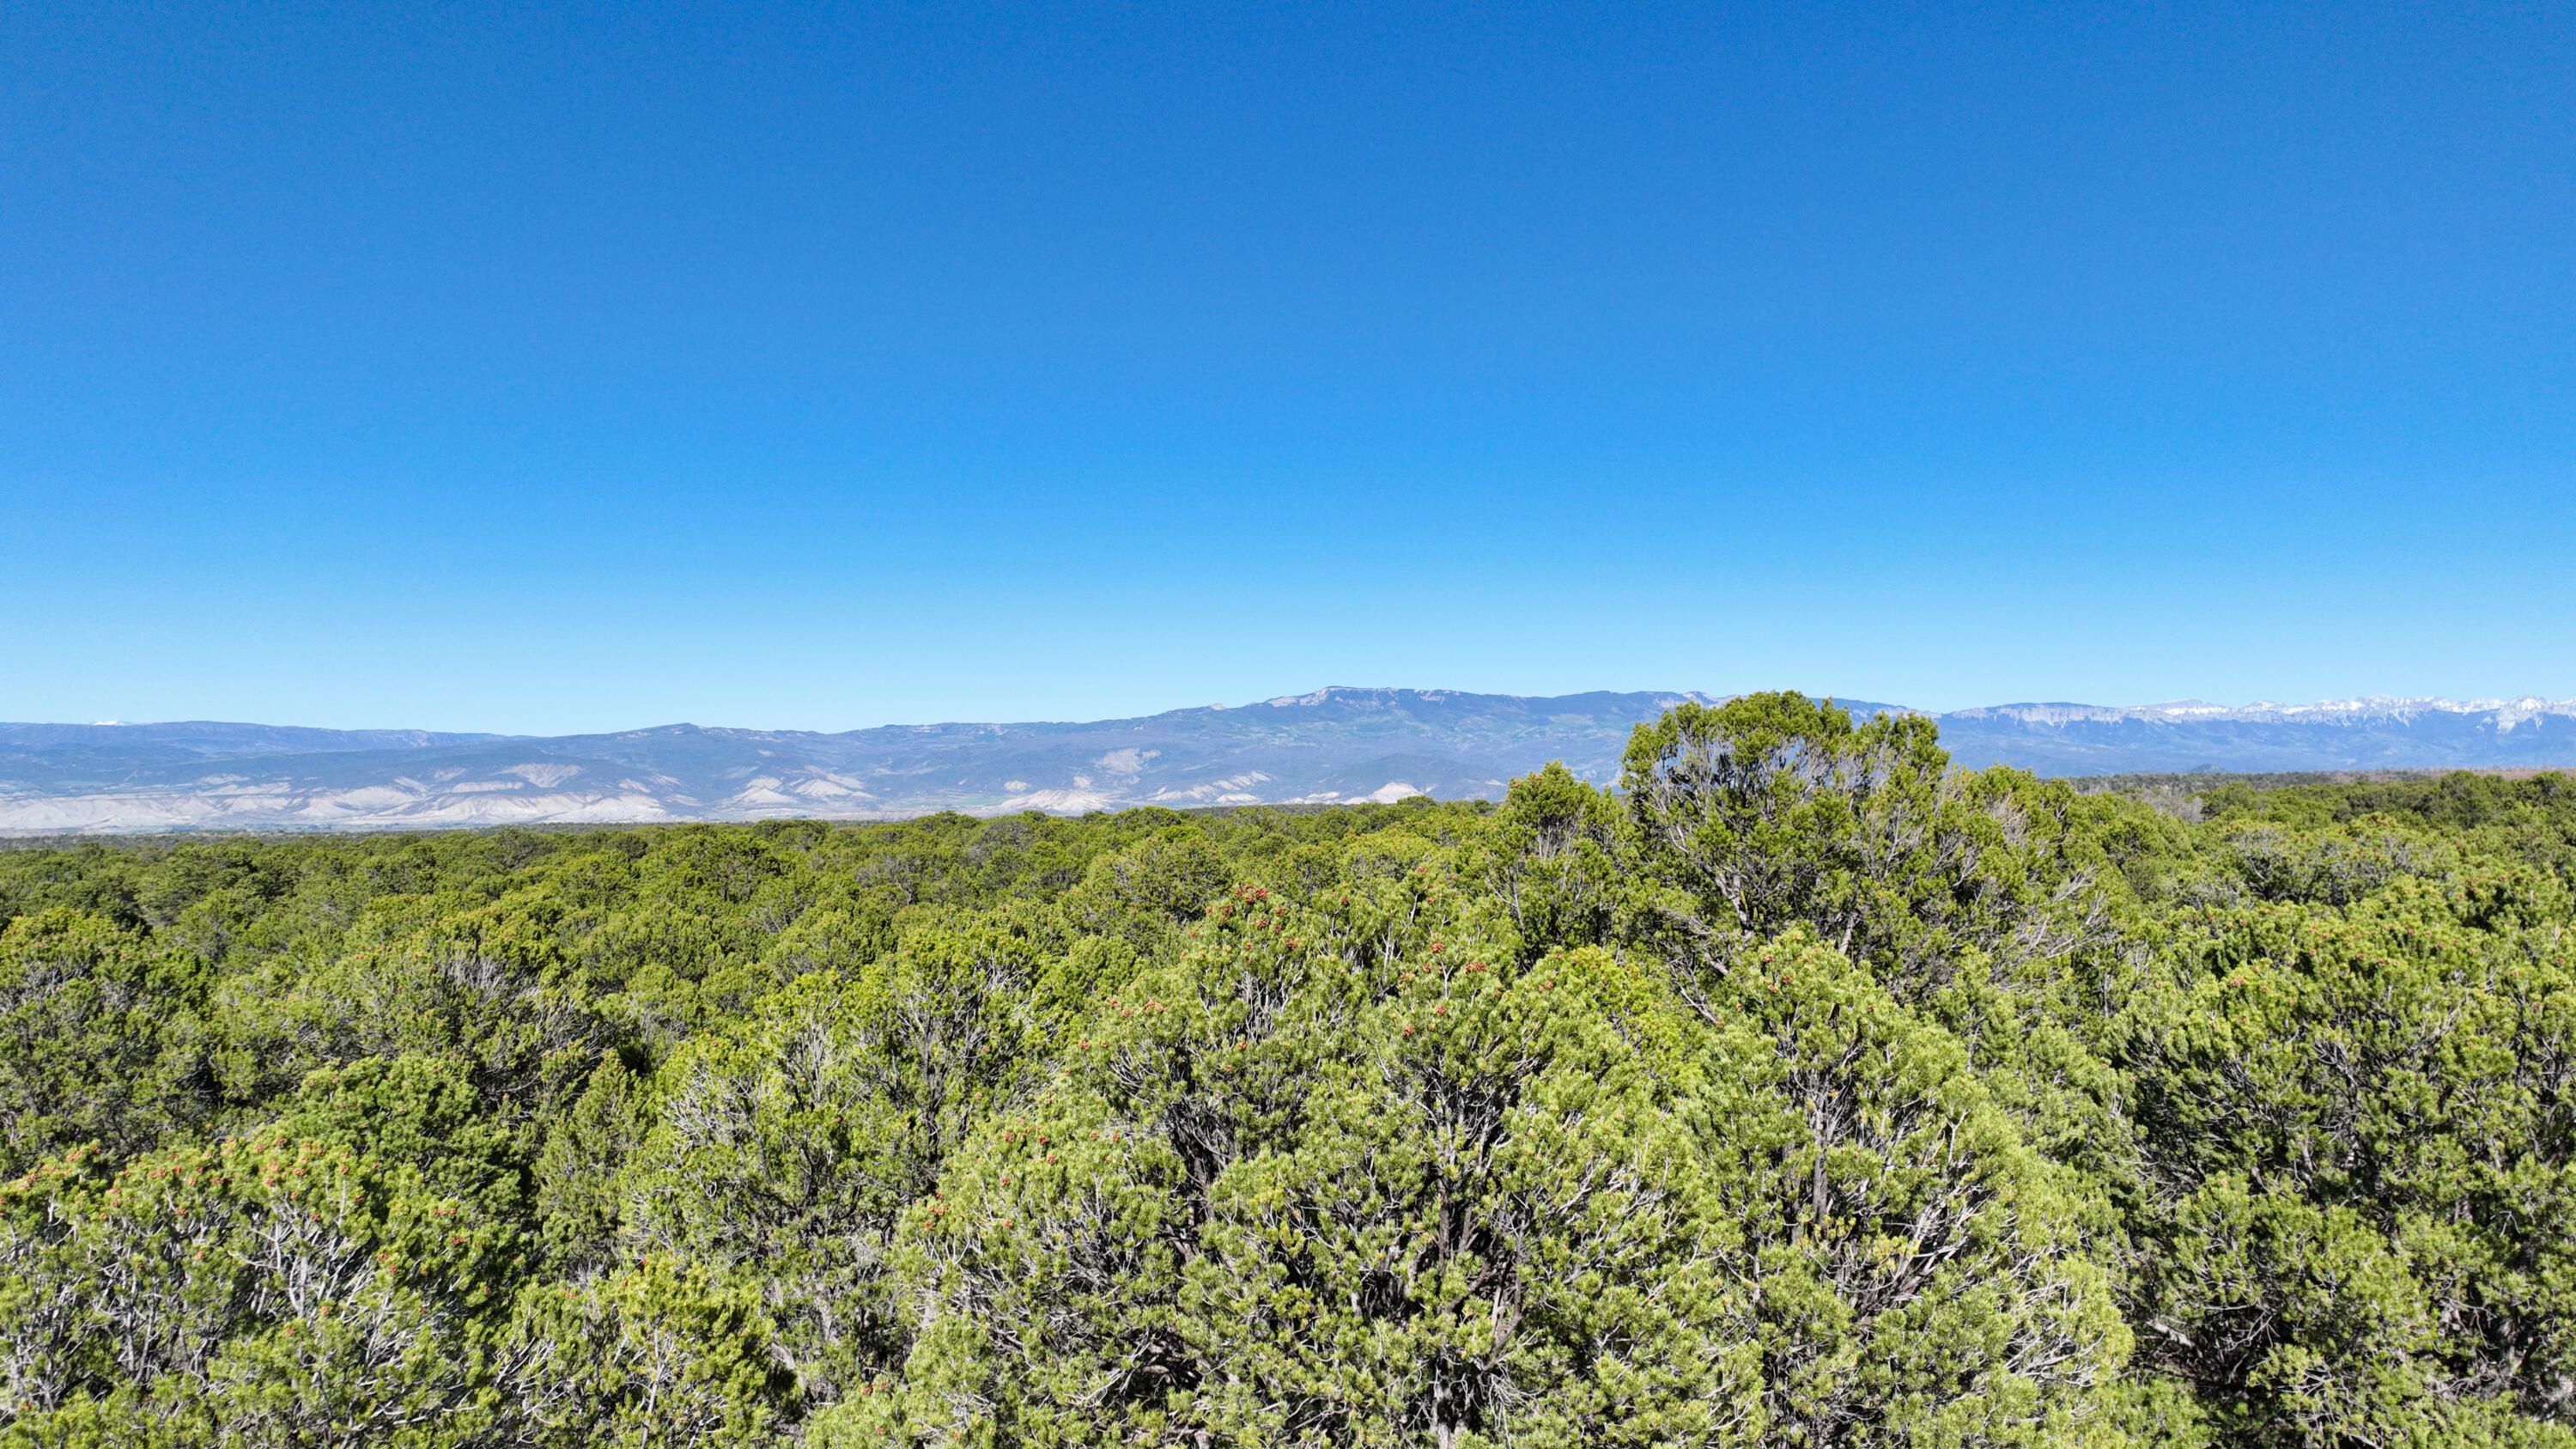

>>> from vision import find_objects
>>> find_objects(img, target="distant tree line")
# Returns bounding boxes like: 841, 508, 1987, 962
3, 693, 2575, 1448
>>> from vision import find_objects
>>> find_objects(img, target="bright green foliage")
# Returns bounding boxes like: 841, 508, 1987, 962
892, 882, 2127, 1448
896, 883, 1761, 1448
2123, 869, 2576, 1448
0, 910, 204, 1178
501, 1257, 787, 1449
532, 1056, 646, 1269
1689, 935, 2129, 1447
204, 888, 607, 1142
1475, 763, 1639, 959
1, 724, 2573, 1447
0, 1053, 525, 1444
1620, 695, 2140, 1198
2202, 772, 2576, 877
1060, 826, 1232, 948
1621, 692, 2110, 1005
623, 911, 1045, 1407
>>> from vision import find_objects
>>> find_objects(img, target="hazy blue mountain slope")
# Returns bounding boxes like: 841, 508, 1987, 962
2, 690, 2569, 831
0, 690, 1724, 830
0, 721, 502, 756
1930, 699, 2576, 774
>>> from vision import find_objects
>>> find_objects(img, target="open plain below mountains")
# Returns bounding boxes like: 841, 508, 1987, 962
4, 687, 2573, 832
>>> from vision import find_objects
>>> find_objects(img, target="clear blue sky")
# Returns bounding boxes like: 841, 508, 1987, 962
3, 2, 2568, 734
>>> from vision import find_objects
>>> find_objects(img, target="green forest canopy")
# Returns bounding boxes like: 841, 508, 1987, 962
4, 693, 2576, 1448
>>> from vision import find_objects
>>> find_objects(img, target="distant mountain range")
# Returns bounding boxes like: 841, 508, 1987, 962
4, 689, 2573, 832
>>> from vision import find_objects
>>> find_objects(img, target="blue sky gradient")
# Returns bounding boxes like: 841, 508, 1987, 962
4, 2, 2569, 733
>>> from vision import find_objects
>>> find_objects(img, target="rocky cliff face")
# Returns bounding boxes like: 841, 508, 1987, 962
4, 688, 2570, 831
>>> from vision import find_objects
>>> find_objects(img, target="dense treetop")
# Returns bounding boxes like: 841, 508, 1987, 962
3, 697, 2573, 1449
